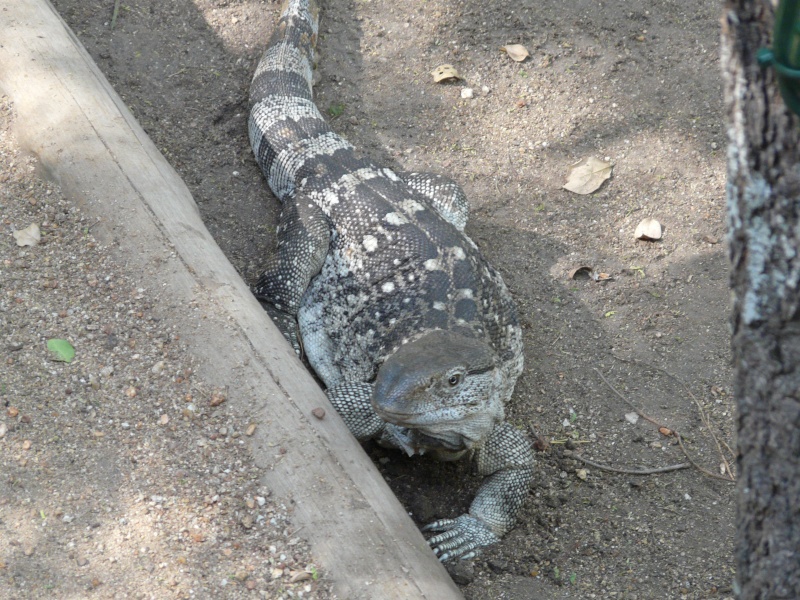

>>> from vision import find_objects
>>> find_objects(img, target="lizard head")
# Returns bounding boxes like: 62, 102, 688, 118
371, 330, 506, 452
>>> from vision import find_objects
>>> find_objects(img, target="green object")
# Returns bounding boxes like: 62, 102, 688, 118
47, 338, 75, 363
758, 0, 800, 116
328, 102, 345, 119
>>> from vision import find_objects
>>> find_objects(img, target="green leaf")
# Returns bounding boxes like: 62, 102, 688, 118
47, 339, 75, 363
328, 102, 345, 119
604, 310, 616, 318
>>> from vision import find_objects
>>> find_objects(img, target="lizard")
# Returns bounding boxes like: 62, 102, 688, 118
248, 0, 535, 561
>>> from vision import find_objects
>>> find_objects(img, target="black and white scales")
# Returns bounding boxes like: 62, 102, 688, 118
248, 0, 534, 560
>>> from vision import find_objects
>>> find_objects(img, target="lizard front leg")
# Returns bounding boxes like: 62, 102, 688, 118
326, 381, 385, 440
425, 422, 534, 561
327, 381, 422, 456
254, 191, 330, 355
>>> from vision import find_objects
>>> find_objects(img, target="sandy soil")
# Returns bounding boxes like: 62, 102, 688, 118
3, 0, 734, 598
0, 96, 333, 599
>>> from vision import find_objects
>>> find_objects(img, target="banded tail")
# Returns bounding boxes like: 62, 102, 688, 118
248, 0, 353, 201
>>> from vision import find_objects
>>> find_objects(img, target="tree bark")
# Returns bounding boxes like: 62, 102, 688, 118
722, 1, 800, 598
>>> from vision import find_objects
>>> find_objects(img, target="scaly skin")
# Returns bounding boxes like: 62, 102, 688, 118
249, 0, 534, 560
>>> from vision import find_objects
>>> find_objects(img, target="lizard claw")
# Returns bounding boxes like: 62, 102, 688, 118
424, 515, 499, 562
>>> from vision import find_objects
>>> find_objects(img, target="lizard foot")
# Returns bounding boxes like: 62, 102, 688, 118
424, 515, 499, 562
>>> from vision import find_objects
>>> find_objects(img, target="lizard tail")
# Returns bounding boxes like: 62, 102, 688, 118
250, 0, 320, 105
249, 0, 352, 201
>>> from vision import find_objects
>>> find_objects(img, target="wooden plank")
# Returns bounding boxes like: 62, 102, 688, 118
0, 1, 463, 598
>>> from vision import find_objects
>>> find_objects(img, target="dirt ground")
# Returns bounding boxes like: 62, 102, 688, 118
4, 0, 734, 598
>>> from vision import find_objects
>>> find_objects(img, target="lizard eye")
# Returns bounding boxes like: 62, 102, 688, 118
448, 373, 462, 386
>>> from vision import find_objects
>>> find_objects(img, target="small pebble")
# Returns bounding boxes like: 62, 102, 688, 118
311, 407, 325, 419
460, 87, 474, 99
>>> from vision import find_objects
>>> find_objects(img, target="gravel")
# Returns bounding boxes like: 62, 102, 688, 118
0, 96, 332, 600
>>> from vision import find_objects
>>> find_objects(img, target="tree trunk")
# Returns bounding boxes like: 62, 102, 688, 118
722, 1, 800, 598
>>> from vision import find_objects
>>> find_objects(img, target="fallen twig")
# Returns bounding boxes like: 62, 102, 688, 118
567, 451, 690, 476
676, 435, 735, 482
111, 0, 121, 30
611, 354, 736, 479
592, 367, 664, 428
594, 365, 735, 483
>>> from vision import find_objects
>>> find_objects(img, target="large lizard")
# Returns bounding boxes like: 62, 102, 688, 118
249, 0, 534, 560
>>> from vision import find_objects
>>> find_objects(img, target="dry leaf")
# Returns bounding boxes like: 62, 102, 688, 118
289, 570, 313, 583
431, 64, 460, 83
563, 157, 612, 195
13, 223, 41, 247
576, 468, 588, 481
501, 44, 530, 62
568, 266, 614, 282
568, 266, 594, 280
635, 218, 662, 241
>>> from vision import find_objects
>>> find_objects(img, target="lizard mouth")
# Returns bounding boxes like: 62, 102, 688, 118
386, 424, 470, 454
373, 404, 457, 430
375, 405, 486, 452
